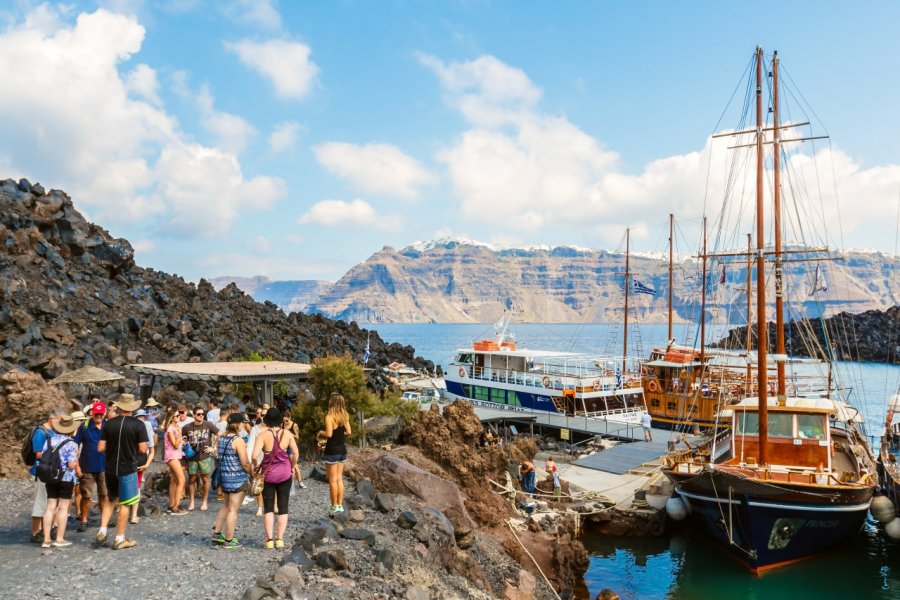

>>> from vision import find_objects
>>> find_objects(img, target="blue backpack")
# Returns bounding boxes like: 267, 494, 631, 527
36, 438, 74, 484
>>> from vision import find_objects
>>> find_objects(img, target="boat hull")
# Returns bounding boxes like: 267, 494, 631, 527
669, 468, 873, 572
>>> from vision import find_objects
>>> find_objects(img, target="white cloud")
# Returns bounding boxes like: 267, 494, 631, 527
125, 63, 161, 104
223, 0, 281, 31
297, 198, 402, 231
193, 252, 334, 280
252, 235, 272, 253
314, 142, 433, 199
195, 83, 255, 154
285, 233, 304, 245
155, 142, 285, 236
269, 121, 301, 153
0, 8, 284, 237
132, 238, 155, 253
226, 39, 318, 99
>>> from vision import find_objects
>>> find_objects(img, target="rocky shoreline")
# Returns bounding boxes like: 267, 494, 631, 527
712, 306, 900, 364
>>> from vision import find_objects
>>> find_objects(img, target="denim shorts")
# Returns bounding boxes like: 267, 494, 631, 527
322, 453, 347, 464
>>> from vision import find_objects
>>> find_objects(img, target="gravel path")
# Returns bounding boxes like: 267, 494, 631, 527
0, 461, 332, 600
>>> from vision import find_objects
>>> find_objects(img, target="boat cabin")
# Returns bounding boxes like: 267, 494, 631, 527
729, 398, 833, 472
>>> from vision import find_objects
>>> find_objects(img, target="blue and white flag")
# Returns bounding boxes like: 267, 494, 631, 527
632, 279, 657, 296
615, 365, 622, 388
363, 335, 371, 365
809, 264, 827, 296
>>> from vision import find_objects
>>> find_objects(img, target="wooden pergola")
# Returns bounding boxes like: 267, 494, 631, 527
128, 361, 311, 406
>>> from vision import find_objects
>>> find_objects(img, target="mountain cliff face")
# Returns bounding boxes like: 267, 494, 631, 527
232, 240, 899, 324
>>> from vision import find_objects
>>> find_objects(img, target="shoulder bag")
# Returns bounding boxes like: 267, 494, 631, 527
249, 429, 283, 496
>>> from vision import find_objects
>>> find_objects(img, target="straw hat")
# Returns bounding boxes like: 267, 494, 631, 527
53, 415, 79, 435
145, 397, 160, 408
70, 410, 87, 422
113, 393, 142, 412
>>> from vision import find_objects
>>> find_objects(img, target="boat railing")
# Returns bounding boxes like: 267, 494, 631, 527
466, 365, 638, 392
583, 406, 645, 419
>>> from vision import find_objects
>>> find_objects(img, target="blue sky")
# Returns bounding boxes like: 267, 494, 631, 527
1, 1, 898, 281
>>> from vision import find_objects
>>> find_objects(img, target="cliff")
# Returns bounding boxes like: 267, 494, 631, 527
226, 239, 899, 324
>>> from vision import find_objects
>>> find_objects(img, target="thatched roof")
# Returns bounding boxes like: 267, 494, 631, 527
51, 366, 125, 387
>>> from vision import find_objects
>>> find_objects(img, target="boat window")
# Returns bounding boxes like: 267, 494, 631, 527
490, 387, 506, 404
767, 413, 793, 438
459, 353, 473, 364
736, 411, 759, 435
474, 386, 488, 401
797, 414, 825, 440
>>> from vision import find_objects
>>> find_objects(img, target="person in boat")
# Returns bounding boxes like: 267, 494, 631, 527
519, 461, 536, 494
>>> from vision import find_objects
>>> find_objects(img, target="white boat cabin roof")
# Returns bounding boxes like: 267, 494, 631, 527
454, 347, 619, 361
727, 396, 836, 413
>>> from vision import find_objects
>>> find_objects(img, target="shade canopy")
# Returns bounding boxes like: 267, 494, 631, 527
52, 366, 125, 387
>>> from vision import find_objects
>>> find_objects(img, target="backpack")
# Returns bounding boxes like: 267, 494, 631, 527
21, 426, 49, 466
36, 437, 74, 484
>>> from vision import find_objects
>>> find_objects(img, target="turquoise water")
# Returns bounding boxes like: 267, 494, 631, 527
371, 322, 900, 600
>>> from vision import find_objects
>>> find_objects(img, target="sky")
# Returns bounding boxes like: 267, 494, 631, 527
1, 0, 899, 282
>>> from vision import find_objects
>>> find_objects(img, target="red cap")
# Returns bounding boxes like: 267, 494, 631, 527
90, 402, 107, 415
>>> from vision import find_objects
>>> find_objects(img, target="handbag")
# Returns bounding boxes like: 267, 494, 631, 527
249, 429, 283, 496
183, 442, 195, 459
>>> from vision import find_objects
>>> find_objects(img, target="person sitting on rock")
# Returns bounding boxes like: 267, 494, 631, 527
519, 461, 536, 494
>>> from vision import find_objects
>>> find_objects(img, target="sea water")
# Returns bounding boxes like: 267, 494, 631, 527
372, 322, 900, 600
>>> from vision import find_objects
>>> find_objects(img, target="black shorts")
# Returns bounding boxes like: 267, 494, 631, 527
45, 481, 75, 500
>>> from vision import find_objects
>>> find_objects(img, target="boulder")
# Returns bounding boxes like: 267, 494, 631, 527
315, 548, 349, 571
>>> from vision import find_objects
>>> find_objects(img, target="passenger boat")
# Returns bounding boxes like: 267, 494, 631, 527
662, 47, 876, 572
444, 315, 647, 423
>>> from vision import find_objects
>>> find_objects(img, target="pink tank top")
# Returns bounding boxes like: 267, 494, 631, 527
260, 429, 291, 484
164, 425, 183, 462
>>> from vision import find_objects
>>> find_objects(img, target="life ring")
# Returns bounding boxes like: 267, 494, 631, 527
542, 375, 551, 387
593, 379, 600, 391
648, 380, 660, 393
458, 366, 466, 378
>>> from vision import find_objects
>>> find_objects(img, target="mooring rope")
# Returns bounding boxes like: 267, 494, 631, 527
505, 519, 563, 600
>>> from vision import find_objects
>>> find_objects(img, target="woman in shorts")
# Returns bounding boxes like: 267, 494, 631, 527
318, 393, 352, 514
163, 411, 188, 515
41, 415, 79, 548
211, 413, 251, 548
252, 407, 298, 549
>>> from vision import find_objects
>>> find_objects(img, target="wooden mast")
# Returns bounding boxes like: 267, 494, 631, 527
745, 233, 753, 394
668, 213, 674, 342
772, 50, 787, 401
623, 228, 630, 376
700, 216, 708, 363
754, 46, 769, 466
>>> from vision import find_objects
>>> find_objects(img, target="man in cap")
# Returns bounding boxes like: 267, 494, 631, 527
29, 407, 67, 542
97, 394, 148, 549
74, 401, 107, 533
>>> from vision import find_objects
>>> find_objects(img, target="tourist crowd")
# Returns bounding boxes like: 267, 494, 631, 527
25, 392, 352, 551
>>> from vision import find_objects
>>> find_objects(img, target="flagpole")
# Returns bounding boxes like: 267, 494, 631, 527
622, 228, 630, 377
700, 216, 707, 363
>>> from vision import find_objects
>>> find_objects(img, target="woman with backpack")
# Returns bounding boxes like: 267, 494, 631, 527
211, 413, 251, 549
41, 415, 79, 548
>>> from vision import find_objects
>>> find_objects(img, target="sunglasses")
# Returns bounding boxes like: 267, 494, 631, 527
194, 412, 204, 416
178, 411, 186, 415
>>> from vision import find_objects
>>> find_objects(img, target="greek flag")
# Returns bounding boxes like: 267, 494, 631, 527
633, 279, 657, 296
363, 335, 370, 365
615, 365, 622, 388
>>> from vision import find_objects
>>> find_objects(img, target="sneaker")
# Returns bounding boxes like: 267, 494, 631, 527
298, 481, 307, 489
263, 539, 274, 550
336, 505, 344, 512
76, 522, 88, 533
329, 506, 339, 514
52, 540, 72, 547
171, 508, 189, 516
95, 532, 107, 544
41, 541, 51, 548
222, 538, 243, 549
274, 539, 284, 549
211, 532, 226, 545
112, 538, 137, 550
30, 531, 42, 544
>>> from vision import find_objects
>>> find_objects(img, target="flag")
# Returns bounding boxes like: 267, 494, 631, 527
633, 279, 657, 296
809, 265, 828, 296
719, 264, 726, 284
615, 365, 622, 388
363, 334, 370, 365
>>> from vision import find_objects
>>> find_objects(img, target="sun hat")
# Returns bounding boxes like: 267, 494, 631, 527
53, 415, 79, 435
262, 403, 271, 411
113, 393, 141, 412
134, 409, 147, 417
90, 401, 107, 415
145, 397, 160, 408
263, 406, 282, 427
70, 410, 87, 422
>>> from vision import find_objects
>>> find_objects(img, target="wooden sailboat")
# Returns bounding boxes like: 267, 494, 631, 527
663, 47, 876, 572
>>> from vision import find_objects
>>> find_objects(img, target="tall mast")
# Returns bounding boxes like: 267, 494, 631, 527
772, 50, 787, 401
745, 233, 753, 394
623, 228, 631, 376
668, 213, 674, 342
700, 216, 708, 363
754, 46, 769, 466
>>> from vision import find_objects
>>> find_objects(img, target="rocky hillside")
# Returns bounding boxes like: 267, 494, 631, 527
222, 240, 899, 323
712, 306, 900, 364
0, 177, 432, 388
